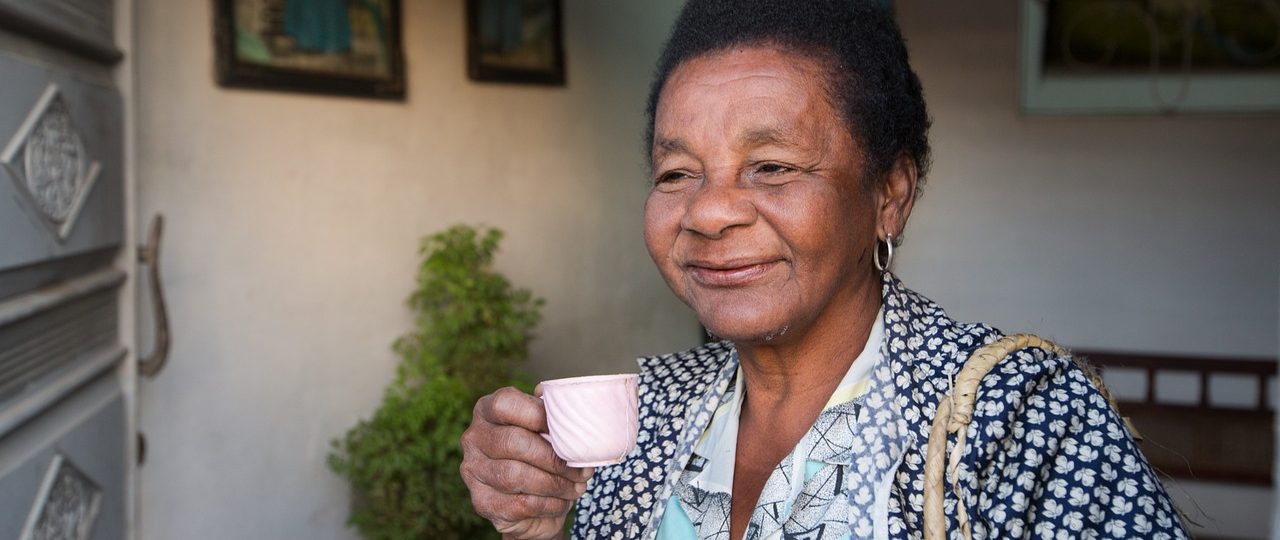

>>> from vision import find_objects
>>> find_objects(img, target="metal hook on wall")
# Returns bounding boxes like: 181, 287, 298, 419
137, 214, 170, 378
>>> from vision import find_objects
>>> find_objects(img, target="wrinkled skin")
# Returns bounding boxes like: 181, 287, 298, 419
461, 45, 917, 539
644, 46, 917, 540
645, 47, 883, 344
460, 386, 592, 540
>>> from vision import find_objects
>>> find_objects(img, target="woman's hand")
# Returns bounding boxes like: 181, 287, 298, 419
461, 386, 594, 539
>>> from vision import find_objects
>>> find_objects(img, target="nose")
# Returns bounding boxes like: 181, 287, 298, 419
680, 172, 756, 239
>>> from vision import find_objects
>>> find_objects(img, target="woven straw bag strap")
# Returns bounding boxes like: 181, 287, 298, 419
921, 334, 1134, 540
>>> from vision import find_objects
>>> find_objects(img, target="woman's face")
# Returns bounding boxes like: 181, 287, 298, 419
645, 46, 885, 343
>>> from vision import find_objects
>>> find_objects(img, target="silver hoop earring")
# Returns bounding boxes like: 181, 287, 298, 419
874, 234, 894, 273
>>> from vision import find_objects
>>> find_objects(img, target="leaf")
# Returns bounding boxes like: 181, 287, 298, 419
327, 225, 539, 540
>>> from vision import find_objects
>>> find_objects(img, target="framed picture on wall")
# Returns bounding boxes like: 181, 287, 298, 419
466, 0, 567, 85
1019, 0, 1280, 114
213, 0, 406, 100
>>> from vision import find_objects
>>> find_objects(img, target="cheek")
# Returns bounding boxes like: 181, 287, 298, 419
642, 193, 681, 269
759, 185, 872, 271
761, 186, 840, 243
644, 196, 698, 308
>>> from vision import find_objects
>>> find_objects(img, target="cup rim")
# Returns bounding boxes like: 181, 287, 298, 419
540, 373, 638, 387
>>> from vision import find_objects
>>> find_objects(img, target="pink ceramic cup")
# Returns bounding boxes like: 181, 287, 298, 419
538, 374, 639, 467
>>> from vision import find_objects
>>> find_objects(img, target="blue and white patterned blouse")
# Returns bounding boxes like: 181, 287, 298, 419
657, 311, 882, 540
572, 273, 1189, 539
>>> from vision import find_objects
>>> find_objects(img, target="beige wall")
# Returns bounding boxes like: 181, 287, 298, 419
895, 3, 1279, 539
133, 0, 1279, 538
895, 3, 1280, 360
134, 1, 692, 538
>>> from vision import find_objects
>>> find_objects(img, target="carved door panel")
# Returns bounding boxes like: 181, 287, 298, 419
0, 1, 130, 539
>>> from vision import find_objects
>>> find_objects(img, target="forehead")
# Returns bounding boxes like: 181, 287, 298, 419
667, 46, 827, 90
653, 47, 840, 150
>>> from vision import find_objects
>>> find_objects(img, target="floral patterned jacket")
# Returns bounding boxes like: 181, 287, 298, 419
571, 274, 1188, 540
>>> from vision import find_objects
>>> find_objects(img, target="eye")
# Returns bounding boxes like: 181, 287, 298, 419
654, 169, 695, 185
755, 163, 794, 175
749, 162, 799, 186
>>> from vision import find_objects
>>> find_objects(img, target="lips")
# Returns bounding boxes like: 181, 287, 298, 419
684, 259, 782, 287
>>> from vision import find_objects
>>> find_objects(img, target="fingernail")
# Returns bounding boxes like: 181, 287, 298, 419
575, 483, 587, 495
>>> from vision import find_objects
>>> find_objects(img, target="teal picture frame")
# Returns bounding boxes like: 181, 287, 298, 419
214, 0, 406, 100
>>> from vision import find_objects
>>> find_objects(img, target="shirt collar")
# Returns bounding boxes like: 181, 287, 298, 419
685, 309, 885, 495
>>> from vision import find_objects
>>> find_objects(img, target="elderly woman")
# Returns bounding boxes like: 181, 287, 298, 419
461, 1, 1188, 539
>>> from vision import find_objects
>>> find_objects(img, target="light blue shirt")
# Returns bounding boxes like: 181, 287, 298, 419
656, 311, 883, 540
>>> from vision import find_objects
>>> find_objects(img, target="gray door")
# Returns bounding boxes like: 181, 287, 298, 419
0, 1, 129, 539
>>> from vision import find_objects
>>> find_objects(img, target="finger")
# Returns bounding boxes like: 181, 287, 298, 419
494, 516, 567, 540
533, 382, 544, 398
476, 387, 549, 433
466, 479, 572, 525
479, 425, 577, 476
512, 493, 576, 519
571, 466, 595, 483
487, 492, 574, 522
462, 450, 581, 502
476, 459, 587, 499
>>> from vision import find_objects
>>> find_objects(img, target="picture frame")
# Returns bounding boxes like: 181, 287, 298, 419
1019, 0, 1280, 115
466, 0, 567, 86
213, 0, 406, 100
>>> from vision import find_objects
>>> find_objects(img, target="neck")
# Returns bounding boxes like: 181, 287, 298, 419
733, 276, 882, 411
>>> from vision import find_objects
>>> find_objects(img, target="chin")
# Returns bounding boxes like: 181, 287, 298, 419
698, 310, 794, 344
682, 285, 800, 344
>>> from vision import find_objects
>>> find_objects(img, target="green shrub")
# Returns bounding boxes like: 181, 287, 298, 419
328, 225, 543, 540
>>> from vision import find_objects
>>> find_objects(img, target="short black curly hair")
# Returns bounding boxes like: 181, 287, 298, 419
646, 0, 931, 191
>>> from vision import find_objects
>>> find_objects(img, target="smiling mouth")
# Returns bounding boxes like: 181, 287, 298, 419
685, 260, 782, 287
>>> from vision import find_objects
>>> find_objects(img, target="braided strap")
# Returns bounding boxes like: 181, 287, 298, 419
922, 334, 1067, 540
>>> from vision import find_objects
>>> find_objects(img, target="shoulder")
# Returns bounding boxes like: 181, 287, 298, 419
885, 279, 1089, 417
937, 336, 1118, 452
884, 277, 1113, 437
885, 277, 1184, 536
966, 344, 1156, 499
971, 343, 1114, 441
965, 348, 1186, 537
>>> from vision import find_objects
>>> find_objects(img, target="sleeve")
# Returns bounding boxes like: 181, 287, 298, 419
963, 347, 1190, 539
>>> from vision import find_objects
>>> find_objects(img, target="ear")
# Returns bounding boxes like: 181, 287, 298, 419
876, 154, 918, 242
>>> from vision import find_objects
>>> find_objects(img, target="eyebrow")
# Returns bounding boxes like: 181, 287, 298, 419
651, 127, 802, 160
738, 127, 798, 149
653, 137, 690, 159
